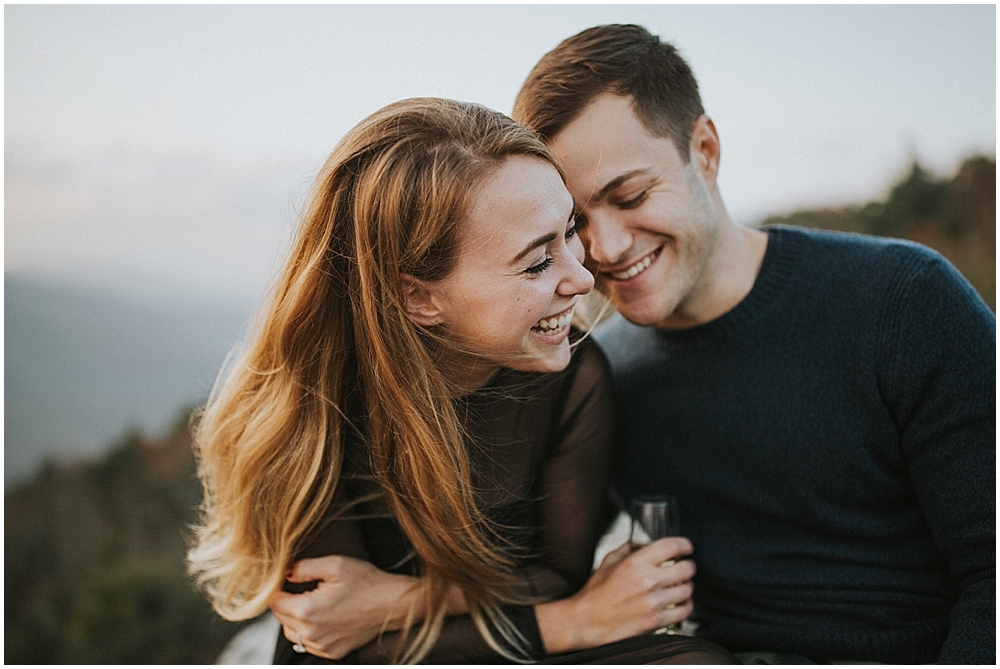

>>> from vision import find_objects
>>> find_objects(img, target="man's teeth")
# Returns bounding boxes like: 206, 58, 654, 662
610, 251, 656, 280
533, 309, 573, 333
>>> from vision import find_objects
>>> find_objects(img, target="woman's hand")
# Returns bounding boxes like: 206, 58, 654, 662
534, 537, 696, 654
269, 555, 427, 660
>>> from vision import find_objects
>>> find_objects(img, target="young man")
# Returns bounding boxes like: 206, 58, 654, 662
514, 24, 994, 664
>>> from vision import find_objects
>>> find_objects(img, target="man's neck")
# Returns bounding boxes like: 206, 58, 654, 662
658, 222, 769, 330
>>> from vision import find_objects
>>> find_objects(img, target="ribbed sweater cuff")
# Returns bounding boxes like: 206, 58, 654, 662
710, 617, 948, 663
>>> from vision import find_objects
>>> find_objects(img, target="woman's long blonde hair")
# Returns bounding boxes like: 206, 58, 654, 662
187, 98, 560, 662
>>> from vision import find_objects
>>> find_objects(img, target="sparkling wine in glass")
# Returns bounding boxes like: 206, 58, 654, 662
630, 495, 682, 635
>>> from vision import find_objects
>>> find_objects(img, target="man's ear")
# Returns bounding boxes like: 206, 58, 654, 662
400, 274, 444, 327
689, 114, 721, 188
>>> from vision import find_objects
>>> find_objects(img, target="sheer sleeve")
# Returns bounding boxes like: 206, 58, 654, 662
528, 338, 618, 594
497, 339, 619, 662
277, 340, 619, 664
445, 340, 619, 662
350, 342, 617, 664
273, 483, 374, 662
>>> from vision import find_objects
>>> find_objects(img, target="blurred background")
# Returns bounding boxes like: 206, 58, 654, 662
5, 5, 995, 664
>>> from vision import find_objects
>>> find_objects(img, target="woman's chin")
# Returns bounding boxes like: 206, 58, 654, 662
512, 337, 573, 374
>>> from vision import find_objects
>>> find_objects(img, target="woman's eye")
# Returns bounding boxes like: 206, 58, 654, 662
565, 215, 583, 239
525, 257, 554, 276
618, 192, 648, 210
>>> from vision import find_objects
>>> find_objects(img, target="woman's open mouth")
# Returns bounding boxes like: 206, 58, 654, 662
531, 306, 574, 335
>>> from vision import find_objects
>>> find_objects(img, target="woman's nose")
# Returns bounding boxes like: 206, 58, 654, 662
560, 246, 595, 297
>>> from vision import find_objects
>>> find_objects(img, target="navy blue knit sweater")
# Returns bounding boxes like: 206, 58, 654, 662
597, 226, 995, 663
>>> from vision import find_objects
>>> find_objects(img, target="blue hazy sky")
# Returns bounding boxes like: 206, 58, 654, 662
6, 4, 995, 303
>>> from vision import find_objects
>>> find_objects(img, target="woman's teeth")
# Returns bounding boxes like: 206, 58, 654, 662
610, 250, 657, 280
532, 308, 573, 334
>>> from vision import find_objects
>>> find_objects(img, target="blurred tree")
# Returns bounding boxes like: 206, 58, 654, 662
67, 559, 233, 664
4, 412, 248, 664
763, 156, 995, 309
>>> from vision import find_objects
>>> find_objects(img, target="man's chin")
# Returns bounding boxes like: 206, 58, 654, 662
598, 277, 668, 326
608, 298, 668, 328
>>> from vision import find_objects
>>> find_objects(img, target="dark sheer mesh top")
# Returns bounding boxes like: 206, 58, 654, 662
273, 339, 736, 664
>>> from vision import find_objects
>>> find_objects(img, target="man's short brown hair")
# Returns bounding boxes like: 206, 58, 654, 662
513, 24, 705, 161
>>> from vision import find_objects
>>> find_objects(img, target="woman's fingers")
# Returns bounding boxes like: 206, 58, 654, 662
653, 578, 694, 616
626, 538, 695, 589
275, 613, 346, 660
638, 536, 694, 565
270, 556, 426, 660
279, 622, 299, 643
286, 553, 356, 583
598, 540, 632, 569
657, 595, 695, 627
269, 589, 305, 620
655, 557, 696, 587
616, 541, 696, 633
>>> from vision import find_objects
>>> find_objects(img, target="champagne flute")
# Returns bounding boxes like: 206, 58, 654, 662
630, 495, 682, 635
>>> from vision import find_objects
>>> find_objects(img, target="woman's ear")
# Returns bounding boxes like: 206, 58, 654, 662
400, 274, 444, 326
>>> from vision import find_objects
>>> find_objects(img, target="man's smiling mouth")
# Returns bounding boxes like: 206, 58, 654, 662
607, 248, 660, 281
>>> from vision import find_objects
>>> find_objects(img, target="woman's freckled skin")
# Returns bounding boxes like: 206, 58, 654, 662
427, 156, 593, 389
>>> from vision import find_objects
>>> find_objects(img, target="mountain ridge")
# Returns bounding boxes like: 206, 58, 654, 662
5, 273, 254, 484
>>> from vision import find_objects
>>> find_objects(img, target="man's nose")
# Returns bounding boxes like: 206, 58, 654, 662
582, 212, 633, 267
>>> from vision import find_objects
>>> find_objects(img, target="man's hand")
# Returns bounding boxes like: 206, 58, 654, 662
535, 537, 696, 654
269, 555, 425, 659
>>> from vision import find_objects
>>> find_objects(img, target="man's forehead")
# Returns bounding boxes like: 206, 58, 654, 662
552, 94, 642, 145
553, 95, 653, 158
551, 114, 661, 200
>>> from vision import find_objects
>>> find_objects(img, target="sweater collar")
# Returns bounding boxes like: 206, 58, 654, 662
655, 226, 806, 343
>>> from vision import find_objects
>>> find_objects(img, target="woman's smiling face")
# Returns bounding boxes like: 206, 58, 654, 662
413, 155, 594, 390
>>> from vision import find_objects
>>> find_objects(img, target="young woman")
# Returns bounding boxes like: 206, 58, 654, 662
188, 98, 733, 664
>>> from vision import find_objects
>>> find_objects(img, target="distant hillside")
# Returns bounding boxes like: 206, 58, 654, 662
762, 156, 995, 310
4, 275, 254, 484
4, 414, 251, 663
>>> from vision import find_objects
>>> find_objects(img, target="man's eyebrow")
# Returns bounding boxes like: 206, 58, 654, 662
594, 169, 651, 202
511, 210, 575, 263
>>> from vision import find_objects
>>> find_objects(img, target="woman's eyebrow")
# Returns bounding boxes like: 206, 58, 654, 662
511, 209, 575, 263
512, 232, 558, 263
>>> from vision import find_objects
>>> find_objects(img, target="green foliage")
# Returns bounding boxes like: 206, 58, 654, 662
67, 559, 235, 664
763, 156, 995, 309
869, 162, 949, 236
4, 414, 248, 664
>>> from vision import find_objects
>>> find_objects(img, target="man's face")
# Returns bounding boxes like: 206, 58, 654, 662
549, 93, 722, 329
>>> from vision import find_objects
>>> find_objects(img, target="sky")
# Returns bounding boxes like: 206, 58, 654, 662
5, 4, 996, 304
